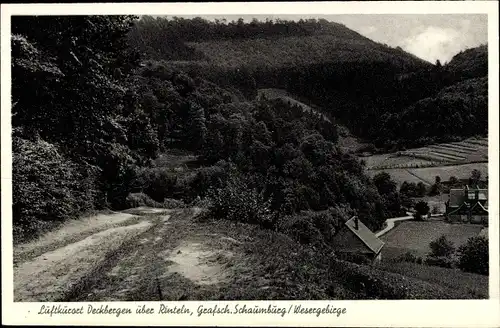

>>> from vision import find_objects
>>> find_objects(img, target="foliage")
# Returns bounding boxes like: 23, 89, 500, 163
12, 136, 98, 241
206, 169, 273, 227
456, 236, 489, 275
470, 169, 482, 185
414, 201, 430, 220
428, 235, 455, 258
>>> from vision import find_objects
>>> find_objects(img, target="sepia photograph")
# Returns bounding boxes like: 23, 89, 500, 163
1, 2, 499, 327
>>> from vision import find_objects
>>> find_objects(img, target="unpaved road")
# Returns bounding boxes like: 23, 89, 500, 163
375, 212, 414, 238
13, 207, 246, 302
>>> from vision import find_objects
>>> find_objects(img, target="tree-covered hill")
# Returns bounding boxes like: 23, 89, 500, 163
446, 44, 487, 80
128, 16, 487, 151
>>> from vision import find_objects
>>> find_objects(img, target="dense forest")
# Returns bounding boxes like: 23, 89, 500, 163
128, 16, 488, 150
12, 15, 407, 247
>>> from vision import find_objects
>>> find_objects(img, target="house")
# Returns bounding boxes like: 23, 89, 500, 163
331, 216, 385, 263
445, 185, 488, 225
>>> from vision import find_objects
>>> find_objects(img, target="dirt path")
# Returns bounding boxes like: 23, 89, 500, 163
375, 213, 414, 238
13, 207, 245, 302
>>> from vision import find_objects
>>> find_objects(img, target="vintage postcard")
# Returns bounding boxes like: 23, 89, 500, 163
1, 1, 499, 327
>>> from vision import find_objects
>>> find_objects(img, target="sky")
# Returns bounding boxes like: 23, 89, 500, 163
174, 14, 488, 64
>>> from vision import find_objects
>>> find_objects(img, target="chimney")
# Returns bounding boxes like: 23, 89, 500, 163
354, 216, 359, 230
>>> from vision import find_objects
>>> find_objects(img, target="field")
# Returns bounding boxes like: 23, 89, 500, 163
367, 162, 489, 187
374, 261, 488, 298
380, 220, 484, 260
364, 136, 488, 170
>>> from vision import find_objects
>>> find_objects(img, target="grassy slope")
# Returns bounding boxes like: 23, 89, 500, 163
14, 206, 484, 301
375, 261, 488, 298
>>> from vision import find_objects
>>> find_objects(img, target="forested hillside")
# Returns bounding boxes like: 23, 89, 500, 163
11, 15, 489, 301
12, 16, 404, 245
129, 16, 488, 151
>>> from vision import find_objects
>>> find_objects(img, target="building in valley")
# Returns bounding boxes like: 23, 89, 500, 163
445, 185, 488, 225
331, 216, 385, 263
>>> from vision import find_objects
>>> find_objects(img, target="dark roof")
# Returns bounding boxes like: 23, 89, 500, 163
449, 189, 465, 207
449, 187, 488, 206
345, 217, 384, 255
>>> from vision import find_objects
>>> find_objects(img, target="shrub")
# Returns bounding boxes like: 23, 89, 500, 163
206, 172, 272, 227
456, 236, 488, 275
13, 137, 97, 241
125, 192, 164, 208
163, 198, 186, 208
277, 214, 324, 246
134, 167, 179, 202
396, 251, 417, 263
424, 256, 454, 268
429, 235, 455, 258
414, 201, 430, 220
336, 252, 372, 265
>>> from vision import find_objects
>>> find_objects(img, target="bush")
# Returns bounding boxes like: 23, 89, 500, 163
424, 256, 454, 268
414, 201, 430, 220
396, 251, 418, 263
133, 167, 179, 202
206, 171, 272, 227
13, 137, 97, 241
125, 192, 164, 208
429, 235, 455, 258
277, 214, 324, 246
457, 236, 488, 275
336, 252, 372, 265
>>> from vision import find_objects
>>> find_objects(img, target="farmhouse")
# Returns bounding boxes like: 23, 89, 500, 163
331, 216, 385, 263
445, 185, 488, 225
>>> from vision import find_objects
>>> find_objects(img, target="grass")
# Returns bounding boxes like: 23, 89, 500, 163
367, 162, 489, 187
399, 137, 488, 164
53, 209, 483, 301
374, 261, 488, 298
364, 137, 488, 174
380, 220, 484, 260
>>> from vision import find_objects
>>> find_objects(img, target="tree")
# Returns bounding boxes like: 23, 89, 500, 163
470, 169, 481, 185
372, 172, 397, 196
428, 235, 455, 258
416, 182, 427, 197
414, 201, 429, 220
456, 236, 488, 275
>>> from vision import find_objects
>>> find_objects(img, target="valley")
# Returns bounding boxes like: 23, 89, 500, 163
10, 15, 490, 303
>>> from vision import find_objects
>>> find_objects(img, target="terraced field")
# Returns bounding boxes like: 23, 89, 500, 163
398, 137, 488, 165
365, 137, 488, 186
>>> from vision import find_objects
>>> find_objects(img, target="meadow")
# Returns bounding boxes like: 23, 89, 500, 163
380, 220, 484, 260
374, 261, 488, 298
364, 136, 488, 170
